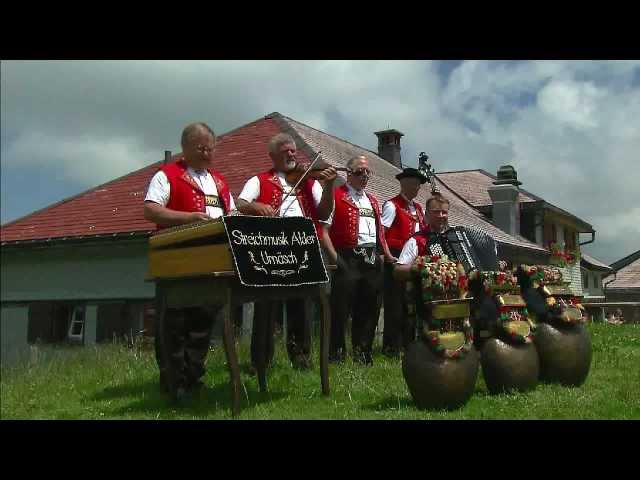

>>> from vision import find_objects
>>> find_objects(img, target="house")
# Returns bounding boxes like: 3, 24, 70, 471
602, 250, 640, 323
2, 112, 588, 364
580, 253, 614, 321
437, 168, 601, 297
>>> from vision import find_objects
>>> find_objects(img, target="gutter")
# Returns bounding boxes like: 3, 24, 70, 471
579, 231, 596, 246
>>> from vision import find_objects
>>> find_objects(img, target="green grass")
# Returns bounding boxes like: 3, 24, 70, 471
2, 323, 639, 419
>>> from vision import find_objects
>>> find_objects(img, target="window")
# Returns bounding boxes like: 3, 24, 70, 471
583, 272, 589, 289
593, 274, 599, 290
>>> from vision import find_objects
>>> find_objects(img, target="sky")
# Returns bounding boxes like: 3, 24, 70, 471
1, 60, 639, 264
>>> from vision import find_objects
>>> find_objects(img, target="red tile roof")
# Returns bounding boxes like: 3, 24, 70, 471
604, 256, 640, 291
0, 112, 545, 255
1, 115, 290, 243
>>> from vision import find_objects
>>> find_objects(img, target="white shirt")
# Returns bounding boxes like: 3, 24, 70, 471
144, 168, 236, 219
238, 172, 324, 218
397, 237, 419, 265
326, 184, 377, 246
381, 194, 421, 232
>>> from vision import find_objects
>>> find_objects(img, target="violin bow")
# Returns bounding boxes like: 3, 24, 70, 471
279, 151, 323, 217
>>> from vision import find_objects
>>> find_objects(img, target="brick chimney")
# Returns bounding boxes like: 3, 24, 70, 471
487, 165, 522, 237
374, 129, 404, 169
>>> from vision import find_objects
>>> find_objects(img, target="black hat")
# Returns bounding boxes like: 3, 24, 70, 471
395, 167, 427, 184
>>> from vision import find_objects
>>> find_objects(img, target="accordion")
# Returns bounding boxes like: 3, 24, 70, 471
425, 226, 498, 273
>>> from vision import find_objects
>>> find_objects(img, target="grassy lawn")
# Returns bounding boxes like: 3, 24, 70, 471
1, 323, 639, 420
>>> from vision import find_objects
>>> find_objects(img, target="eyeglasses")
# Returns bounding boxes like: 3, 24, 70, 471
350, 169, 372, 177
195, 145, 215, 154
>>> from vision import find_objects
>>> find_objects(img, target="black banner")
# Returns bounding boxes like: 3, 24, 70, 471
222, 215, 329, 287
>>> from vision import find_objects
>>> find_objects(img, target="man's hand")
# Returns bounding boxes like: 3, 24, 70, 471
316, 166, 337, 184
384, 254, 399, 263
251, 202, 277, 217
188, 212, 212, 223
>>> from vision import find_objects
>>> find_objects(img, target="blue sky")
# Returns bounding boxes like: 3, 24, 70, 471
1, 60, 639, 264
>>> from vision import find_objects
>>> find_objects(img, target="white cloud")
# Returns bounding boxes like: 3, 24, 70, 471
537, 79, 603, 129
3, 131, 154, 185
1, 60, 639, 262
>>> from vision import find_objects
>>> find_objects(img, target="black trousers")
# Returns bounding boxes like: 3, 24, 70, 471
330, 247, 383, 355
250, 298, 311, 367
382, 248, 416, 352
155, 306, 217, 390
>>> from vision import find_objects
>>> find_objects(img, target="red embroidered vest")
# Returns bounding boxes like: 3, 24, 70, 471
329, 185, 388, 251
384, 195, 427, 251
255, 170, 323, 238
159, 159, 231, 229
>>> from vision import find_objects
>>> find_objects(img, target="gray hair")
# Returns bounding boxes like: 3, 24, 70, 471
268, 133, 296, 154
181, 122, 216, 149
346, 155, 369, 170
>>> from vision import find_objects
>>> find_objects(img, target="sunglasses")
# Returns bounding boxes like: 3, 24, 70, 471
195, 145, 215, 154
350, 169, 372, 177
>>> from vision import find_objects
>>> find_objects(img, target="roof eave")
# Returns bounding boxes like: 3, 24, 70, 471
1, 230, 153, 248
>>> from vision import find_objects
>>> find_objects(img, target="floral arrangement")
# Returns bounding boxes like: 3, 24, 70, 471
519, 264, 563, 289
411, 254, 468, 302
410, 254, 473, 358
468, 269, 519, 294
496, 302, 535, 344
549, 242, 579, 267
545, 296, 586, 324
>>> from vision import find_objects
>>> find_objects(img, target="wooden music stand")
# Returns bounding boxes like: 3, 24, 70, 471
147, 221, 331, 417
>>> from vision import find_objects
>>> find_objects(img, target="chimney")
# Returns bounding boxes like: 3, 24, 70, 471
487, 165, 522, 237
374, 129, 404, 169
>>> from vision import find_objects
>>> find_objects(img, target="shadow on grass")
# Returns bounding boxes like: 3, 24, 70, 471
90, 377, 288, 417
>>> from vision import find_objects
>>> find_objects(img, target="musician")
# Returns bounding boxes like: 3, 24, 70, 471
380, 168, 427, 357
394, 193, 500, 346
393, 194, 450, 280
236, 133, 337, 371
144, 122, 236, 401
322, 155, 392, 366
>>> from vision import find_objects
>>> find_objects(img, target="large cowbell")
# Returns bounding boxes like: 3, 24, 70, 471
401, 228, 498, 410
517, 266, 592, 386
469, 272, 540, 395
403, 338, 480, 410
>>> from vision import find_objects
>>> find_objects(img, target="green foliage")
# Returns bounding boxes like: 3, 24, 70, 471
1, 323, 639, 419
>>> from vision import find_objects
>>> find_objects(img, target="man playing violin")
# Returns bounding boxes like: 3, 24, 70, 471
237, 133, 337, 371
321, 155, 393, 366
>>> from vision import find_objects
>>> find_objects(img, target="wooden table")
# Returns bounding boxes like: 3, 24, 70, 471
153, 271, 331, 417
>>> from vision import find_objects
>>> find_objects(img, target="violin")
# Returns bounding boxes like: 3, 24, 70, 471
285, 160, 351, 185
